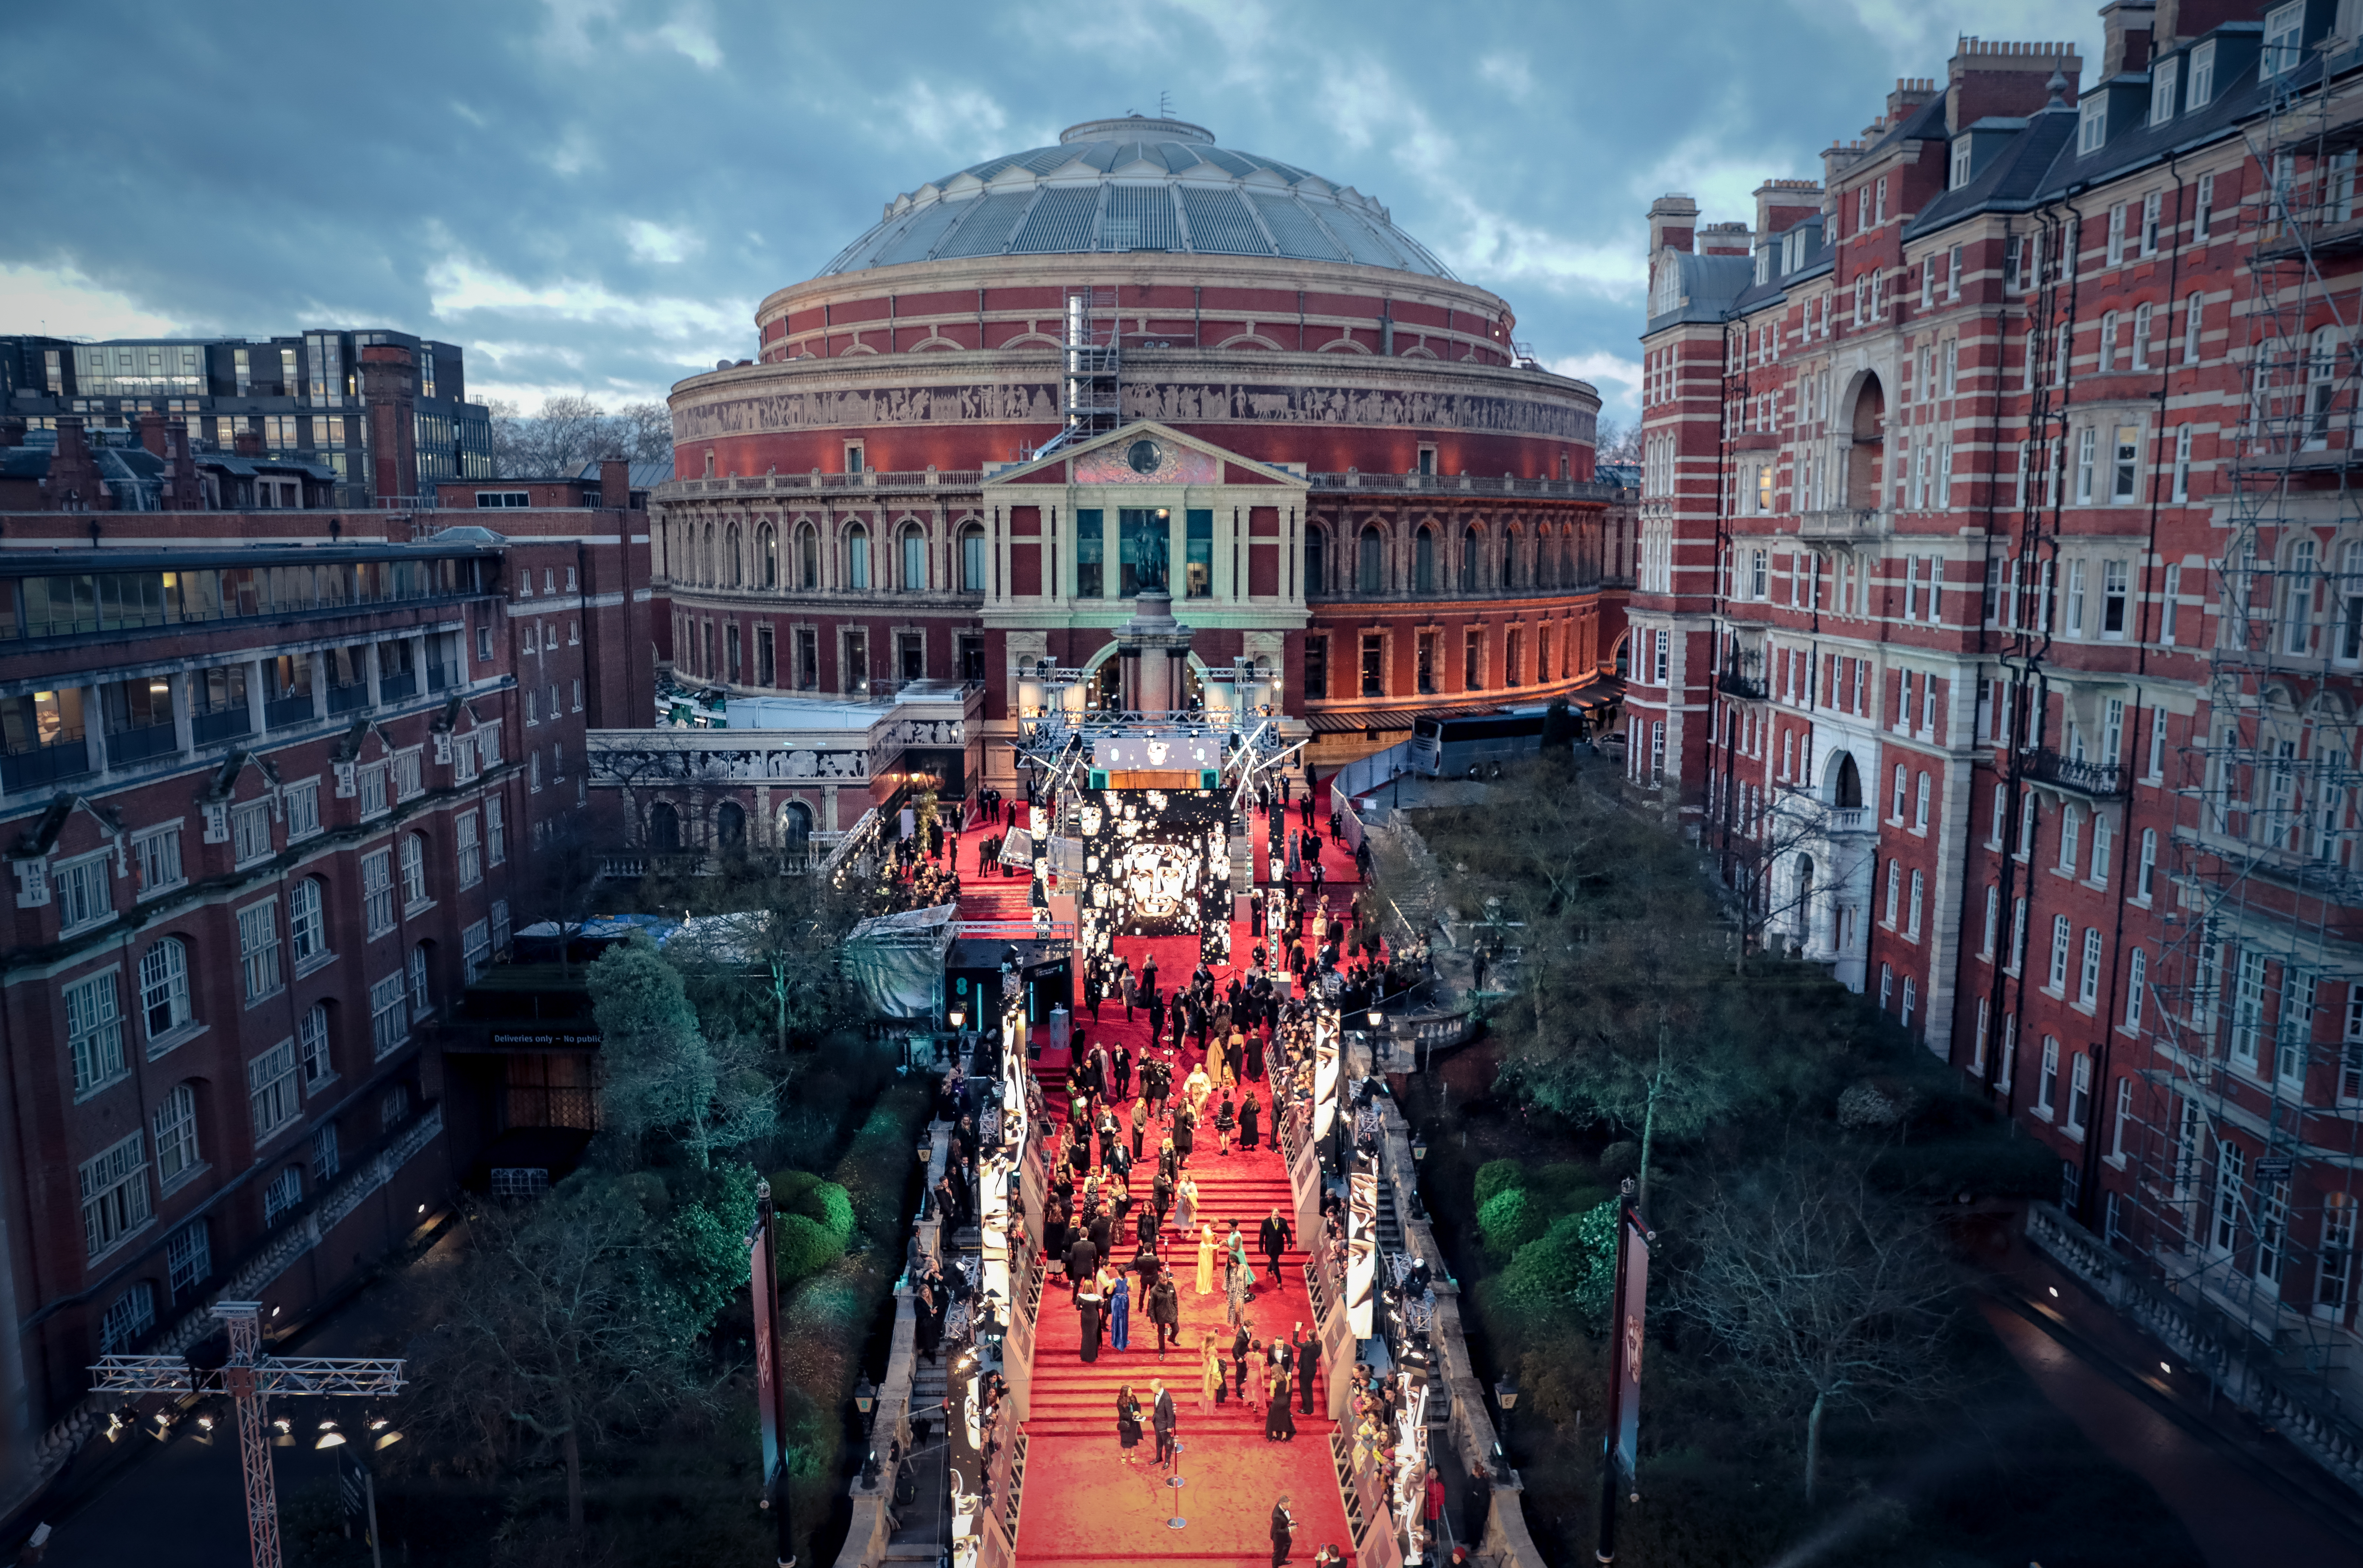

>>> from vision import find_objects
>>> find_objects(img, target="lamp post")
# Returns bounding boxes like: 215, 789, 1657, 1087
1494, 1370, 1519, 1441
1410, 1131, 1428, 1164
854, 1373, 877, 1436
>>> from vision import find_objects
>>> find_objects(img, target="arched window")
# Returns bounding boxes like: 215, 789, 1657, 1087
797, 523, 819, 589
1832, 752, 1864, 809
716, 800, 746, 850
1503, 528, 1521, 589
901, 523, 927, 592
1358, 526, 1384, 594
408, 941, 433, 1019
154, 1083, 199, 1186
650, 801, 680, 851
846, 524, 870, 591
140, 937, 191, 1041
780, 800, 814, 864
399, 833, 428, 906
1461, 526, 1481, 591
760, 522, 779, 588
1414, 527, 1436, 594
961, 525, 987, 592
289, 876, 326, 964
1305, 527, 1328, 594
725, 523, 744, 587
702, 522, 716, 586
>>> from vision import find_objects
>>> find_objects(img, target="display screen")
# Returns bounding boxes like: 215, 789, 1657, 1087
1077, 787, 1231, 963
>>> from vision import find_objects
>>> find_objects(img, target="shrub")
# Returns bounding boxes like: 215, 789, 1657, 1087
774, 1212, 846, 1284
1477, 1186, 1546, 1263
1599, 1140, 1641, 1180
1475, 1158, 1528, 1209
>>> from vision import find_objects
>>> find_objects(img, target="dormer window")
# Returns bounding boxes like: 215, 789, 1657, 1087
2150, 57, 2180, 125
2079, 96, 2107, 155
1756, 247, 1771, 285
2265, 1, 2305, 78
1951, 137, 1974, 190
2190, 40, 2217, 107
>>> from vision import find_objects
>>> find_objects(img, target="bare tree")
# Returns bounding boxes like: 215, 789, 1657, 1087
1681, 1161, 1957, 1502
401, 1179, 714, 1532
484, 398, 529, 478
614, 401, 673, 463
519, 394, 619, 477
1594, 415, 1642, 465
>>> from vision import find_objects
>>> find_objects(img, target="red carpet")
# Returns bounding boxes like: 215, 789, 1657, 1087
933, 784, 1362, 1568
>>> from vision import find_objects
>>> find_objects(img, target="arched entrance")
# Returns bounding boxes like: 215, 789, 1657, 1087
649, 801, 680, 851
1831, 752, 1863, 809
715, 801, 746, 851
779, 800, 814, 865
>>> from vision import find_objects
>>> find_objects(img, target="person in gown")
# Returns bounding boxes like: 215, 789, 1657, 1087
1077, 1271, 1105, 1363
1117, 1384, 1143, 1462
1176, 1172, 1198, 1234
1197, 1221, 1216, 1294
1200, 1331, 1224, 1412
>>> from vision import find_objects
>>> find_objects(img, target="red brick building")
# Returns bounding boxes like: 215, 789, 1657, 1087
647, 112, 1628, 846
1637, 0, 2363, 1452
0, 393, 652, 1505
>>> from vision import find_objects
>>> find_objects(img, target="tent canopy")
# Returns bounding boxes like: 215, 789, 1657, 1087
844, 902, 959, 1020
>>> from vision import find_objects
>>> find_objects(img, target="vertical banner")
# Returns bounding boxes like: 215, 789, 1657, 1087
1346, 1159, 1377, 1339
1312, 1012, 1341, 1142
748, 1187, 784, 1493
1612, 1211, 1651, 1483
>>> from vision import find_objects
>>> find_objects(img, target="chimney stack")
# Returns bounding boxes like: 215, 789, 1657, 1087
161, 418, 203, 511
2101, 1, 2157, 76
359, 343, 419, 506
1648, 194, 1700, 255
1946, 36, 2085, 134
46, 416, 105, 512
599, 454, 629, 511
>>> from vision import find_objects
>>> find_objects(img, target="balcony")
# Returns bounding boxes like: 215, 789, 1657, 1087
191, 708, 252, 747
425, 663, 457, 693
1717, 669, 1768, 701
1776, 784, 1871, 836
1798, 508, 1891, 541
1307, 471, 1621, 501
326, 682, 369, 715
2020, 746, 2126, 798
378, 670, 417, 702
1, 734, 92, 792
105, 721, 179, 767
265, 693, 316, 729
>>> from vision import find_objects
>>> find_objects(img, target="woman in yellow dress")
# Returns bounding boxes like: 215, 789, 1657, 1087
1199, 1331, 1223, 1412
1196, 1221, 1216, 1294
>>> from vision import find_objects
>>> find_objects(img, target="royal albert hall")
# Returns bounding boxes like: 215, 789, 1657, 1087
650, 113, 1628, 804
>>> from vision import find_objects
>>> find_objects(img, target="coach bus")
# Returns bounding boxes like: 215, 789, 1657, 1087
1408, 710, 1553, 777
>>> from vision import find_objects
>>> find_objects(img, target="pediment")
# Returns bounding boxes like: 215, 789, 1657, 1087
982, 422, 1302, 490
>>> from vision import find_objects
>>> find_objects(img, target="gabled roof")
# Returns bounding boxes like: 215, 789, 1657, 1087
982, 421, 1304, 489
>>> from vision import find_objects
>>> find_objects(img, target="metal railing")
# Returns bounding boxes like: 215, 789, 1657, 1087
105, 722, 177, 767
191, 708, 251, 746
264, 693, 316, 729
378, 670, 417, 702
326, 682, 369, 714
656, 470, 985, 501
1306, 471, 1621, 500
2018, 746, 2126, 798
0, 735, 92, 793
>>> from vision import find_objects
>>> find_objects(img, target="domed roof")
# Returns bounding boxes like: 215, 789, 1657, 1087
817, 115, 1455, 280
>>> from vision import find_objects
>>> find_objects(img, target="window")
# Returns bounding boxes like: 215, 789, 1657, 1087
845, 523, 870, 590
1884, 859, 1900, 926
149, 1084, 201, 1195
2112, 425, 2141, 502
408, 943, 433, 1021
231, 800, 272, 866
2079, 94, 2107, 155
2191, 39, 2218, 108
359, 761, 389, 817
1914, 772, 1930, 830
370, 972, 407, 1059
1982, 884, 2000, 957
400, 833, 428, 908
2278, 969, 2316, 1088
1892, 763, 1908, 820
1952, 136, 1974, 189
140, 937, 192, 1044
248, 1037, 300, 1143
2257, 1177, 2290, 1284
2212, 1140, 2245, 1252
493, 899, 511, 954
98, 1281, 156, 1355
1907, 870, 1925, 938
2264, 1, 2304, 77
166, 1219, 211, 1304
2079, 927, 2104, 1009
900, 524, 926, 592
393, 748, 422, 801
362, 849, 394, 938
55, 852, 114, 936
2039, 1036, 2060, 1113
299, 1003, 332, 1087
2049, 914, 2073, 992
2286, 538, 2318, 654
134, 826, 183, 895
2107, 210, 2126, 268
285, 781, 320, 840
2075, 427, 2096, 503
2060, 805, 2082, 872
2091, 809, 2114, 885
263, 1166, 303, 1228
2323, 1195, 2358, 1309
962, 526, 987, 592
311, 1123, 340, 1185
2068, 1052, 2092, 1135
2066, 560, 2088, 637
79, 1132, 150, 1260
2132, 301, 2153, 369
236, 899, 281, 1003
487, 796, 506, 865
2232, 950, 2269, 1068
2150, 56, 2180, 125
464, 918, 492, 983
66, 972, 125, 1094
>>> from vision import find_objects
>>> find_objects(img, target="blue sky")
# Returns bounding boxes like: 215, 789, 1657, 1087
0, 0, 2098, 429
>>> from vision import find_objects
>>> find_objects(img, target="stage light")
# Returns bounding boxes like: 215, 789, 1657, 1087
370, 1415, 404, 1450
315, 1419, 347, 1450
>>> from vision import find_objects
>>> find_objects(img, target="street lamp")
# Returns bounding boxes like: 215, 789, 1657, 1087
1494, 1370, 1519, 1437
1411, 1131, 1429, 1164
948, 1006, 965, 1032
853, 1372, 877, 1435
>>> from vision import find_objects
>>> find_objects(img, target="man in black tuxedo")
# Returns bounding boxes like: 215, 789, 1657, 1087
1153, 1380, 1179, 1469
1270, 1497, 1294, 1566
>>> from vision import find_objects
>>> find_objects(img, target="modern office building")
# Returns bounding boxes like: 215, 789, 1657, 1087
0, 328, 496, 503
1632, 0, 2363, 1471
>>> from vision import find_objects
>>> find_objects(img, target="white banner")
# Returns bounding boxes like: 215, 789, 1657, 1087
1347, 1161, 1377, 1340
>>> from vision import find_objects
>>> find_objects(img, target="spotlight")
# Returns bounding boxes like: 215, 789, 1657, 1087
315, 1419, 347, 1450
150, 1410, 174, 1441
272, 1416, 295, 1448
369, 1415, 404, 1451
105, 1407, 134, 1443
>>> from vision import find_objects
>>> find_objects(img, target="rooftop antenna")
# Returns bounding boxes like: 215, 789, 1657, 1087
1158, 90, 1173, 118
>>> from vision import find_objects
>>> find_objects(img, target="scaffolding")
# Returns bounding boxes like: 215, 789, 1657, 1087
1031, 288, 1121, 458
2123, 48, 2363, 1428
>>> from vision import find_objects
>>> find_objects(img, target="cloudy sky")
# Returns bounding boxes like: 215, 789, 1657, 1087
0, 0, 2097, 429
